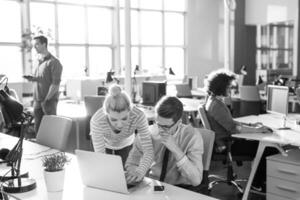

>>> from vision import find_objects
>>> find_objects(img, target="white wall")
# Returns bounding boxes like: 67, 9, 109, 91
245, 0, 298, 25
187, 0, 225, 87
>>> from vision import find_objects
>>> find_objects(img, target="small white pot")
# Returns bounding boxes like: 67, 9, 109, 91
44, 169, 66, 192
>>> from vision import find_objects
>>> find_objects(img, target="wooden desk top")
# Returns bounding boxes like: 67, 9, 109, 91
0, 133, 217, 200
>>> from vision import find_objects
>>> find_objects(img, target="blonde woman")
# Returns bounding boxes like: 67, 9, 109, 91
90, 84, 153, 184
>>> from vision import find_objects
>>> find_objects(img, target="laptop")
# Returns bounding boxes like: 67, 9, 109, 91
75, 149, 135, 194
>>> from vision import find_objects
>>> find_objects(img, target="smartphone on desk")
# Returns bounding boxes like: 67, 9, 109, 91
23, 75, 32, 78
262, 125, 274, 134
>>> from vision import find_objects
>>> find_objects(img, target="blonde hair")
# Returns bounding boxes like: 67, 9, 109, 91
103, 84, 132, 114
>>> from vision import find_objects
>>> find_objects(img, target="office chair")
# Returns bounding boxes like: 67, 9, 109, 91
198, 104, 248, 195
83, 95, 105, 140
194, 128, 215, 194
36, 115, 72, 151
0, 89, 25, 137
239, 85, 261, 117
296, 87, 300, 102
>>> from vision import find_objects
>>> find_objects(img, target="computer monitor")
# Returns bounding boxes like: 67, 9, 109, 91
142, 81, 166, 106
266, 85, 290, 129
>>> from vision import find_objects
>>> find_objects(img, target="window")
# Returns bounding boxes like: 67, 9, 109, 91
165, 13, 184, 45
141, 47, 162, 74
165, 47, 184, 75
89, 47, 112, 77
0, 1, 22, 82
0, 1, 21, 43
30, 2, 55, 45
0, 46, 22, 82
0, 0, 186, 83
59, 46, 86, 78
57, 5, 85, 44
119, 0, 186, 77
87, 7, 112, 44
140, 11, 162, 45
29, 0, 114, 78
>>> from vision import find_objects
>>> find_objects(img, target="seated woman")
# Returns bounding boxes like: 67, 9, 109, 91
90, 84, 153, 184
203, 69, 277, 192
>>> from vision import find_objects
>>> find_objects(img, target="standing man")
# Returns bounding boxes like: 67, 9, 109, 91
24, 35, 63, 134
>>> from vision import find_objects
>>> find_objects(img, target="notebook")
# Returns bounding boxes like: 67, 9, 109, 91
75, 149, 135, 194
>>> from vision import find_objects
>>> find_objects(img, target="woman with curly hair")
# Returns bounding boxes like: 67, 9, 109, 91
203, 69, 277, 192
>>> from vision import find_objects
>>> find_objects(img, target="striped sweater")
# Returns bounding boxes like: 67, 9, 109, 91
90, 106, 154, 177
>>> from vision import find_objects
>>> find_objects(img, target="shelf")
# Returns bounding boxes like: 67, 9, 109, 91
256, 22, 294, 83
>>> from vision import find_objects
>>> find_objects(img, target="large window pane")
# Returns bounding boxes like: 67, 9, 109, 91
164, 0, 185, 11
141, 47, 162, 74
140, 11, 162, 45
56, 0, 84, 4
119, 0, 139, 8
0, 46, 22, 82
30, 3, 55, 43
89, 47, 112, 77
47, 45, 57, 57
0, 1, 21, 43
87, 7, 112, 44
140, 0, 162, 10
57, 5, 85, 43
165, 47, 184, 76
165, 13, 184, 45
120, 47, 138, 73
59, 46, 86, 78
86, 0, 113, 6
120, 10, 139, 45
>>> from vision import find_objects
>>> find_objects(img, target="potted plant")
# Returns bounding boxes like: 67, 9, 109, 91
42, 152, 70, 192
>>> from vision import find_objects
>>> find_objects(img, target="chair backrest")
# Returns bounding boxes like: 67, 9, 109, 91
84, 95, 105, 117
296, 87, 300, 102
239, 85, 260, 101
198, 104, 211, 130
175, 84, 192, 98
239, 86, 261, 117
236, 74, 244, 87
194, 128, 215, 171
36, 115, 72, 151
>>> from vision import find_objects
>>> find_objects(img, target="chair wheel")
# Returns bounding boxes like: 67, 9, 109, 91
237, 192, 243, 198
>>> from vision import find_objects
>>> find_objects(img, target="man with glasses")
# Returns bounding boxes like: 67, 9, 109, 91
125, 96, 204, 189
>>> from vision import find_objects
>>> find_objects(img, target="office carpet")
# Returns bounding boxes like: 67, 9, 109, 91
207, 160, 266, 200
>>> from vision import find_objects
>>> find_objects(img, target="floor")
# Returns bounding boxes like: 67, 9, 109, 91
207, 160, 266, 200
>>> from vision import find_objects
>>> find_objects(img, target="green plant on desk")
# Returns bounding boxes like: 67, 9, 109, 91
42, 152, 70, 172
42, 152, 70, 192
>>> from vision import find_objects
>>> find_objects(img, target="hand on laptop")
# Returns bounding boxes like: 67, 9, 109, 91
125, 166, 143, 184
23, 75, 35, 81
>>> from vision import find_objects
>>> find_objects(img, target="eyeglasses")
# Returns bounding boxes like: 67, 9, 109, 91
156, 120, 178, 130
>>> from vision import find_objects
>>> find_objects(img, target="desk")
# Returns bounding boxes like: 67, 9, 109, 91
177, 98, 204, 125
233, 113, 300, 200
0, 133, 218, 200
191, 88, 207, 99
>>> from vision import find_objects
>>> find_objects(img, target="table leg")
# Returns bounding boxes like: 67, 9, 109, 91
75, 118, 80, 150
242, 142, 284, 200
